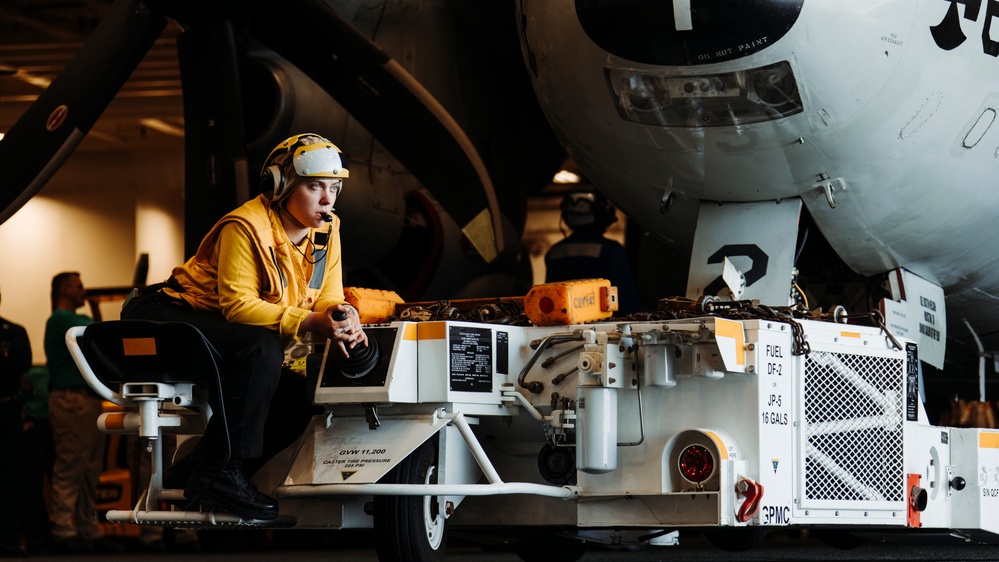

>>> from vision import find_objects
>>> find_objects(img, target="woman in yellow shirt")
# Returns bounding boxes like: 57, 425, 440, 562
122, 133, 367, 521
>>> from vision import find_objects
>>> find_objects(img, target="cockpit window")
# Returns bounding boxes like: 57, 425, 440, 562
605, 61, 804, 127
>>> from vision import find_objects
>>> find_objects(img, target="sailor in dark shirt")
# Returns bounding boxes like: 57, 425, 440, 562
545, 188, 642, 314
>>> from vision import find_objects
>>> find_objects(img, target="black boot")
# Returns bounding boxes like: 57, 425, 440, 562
184, 459, 279, 521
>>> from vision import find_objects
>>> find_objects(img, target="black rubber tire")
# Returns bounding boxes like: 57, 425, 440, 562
374, 441, 447, 562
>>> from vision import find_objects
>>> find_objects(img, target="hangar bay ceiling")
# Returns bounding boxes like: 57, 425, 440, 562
0, 0, 183, 150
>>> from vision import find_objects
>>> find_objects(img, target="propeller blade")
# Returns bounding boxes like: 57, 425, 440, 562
249, 0, 503, 263
0, 0, 166, 224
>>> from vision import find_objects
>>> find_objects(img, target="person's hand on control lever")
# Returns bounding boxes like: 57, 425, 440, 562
330, 304, 367, 357
299, 303, 368, 357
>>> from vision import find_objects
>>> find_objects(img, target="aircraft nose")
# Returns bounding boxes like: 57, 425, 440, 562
575, 0, 805, 66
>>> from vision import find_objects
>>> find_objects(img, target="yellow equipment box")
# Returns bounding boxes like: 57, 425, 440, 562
344, 287, 405, 324
524, 279, 619, 326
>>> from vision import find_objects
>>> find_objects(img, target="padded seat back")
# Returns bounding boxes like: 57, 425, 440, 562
77, 320, 219, 385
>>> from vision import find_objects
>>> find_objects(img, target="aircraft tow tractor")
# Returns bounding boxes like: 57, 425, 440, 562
66, 280, 999, 561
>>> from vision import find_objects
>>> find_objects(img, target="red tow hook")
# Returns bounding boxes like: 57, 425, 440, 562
735, 477, 764, 523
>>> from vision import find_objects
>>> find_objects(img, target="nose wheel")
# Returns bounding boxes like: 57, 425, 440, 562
374, 440, 447, 562
421, 465, 445, 550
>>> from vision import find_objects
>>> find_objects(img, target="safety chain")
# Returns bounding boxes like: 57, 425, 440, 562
394, 299, 531, 325
396, 301, 458, 322
842, 309, 903, 351
392, 295, 906, 357
618, 297, 813, 356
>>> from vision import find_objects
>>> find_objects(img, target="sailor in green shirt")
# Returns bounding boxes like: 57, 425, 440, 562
44, 307, 92, 392
44, 272, 120, 554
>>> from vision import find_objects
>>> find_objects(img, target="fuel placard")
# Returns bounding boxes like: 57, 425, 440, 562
755, 325, 794, 526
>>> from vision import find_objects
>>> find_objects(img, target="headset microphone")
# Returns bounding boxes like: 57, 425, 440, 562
315, 216, 333, 247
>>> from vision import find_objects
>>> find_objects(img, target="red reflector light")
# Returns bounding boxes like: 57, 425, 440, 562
678, 444, 715, 483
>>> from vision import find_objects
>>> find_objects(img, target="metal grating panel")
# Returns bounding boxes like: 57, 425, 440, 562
802, 351, 904, 504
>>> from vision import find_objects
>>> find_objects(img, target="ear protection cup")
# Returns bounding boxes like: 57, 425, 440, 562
260, 164, 284, 198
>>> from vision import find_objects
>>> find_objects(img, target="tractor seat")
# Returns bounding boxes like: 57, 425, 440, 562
73, 320, 220, 388
66, 320, 293, 525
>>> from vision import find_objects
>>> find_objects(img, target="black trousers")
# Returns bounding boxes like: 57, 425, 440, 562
0, 401, 24, 548
22, 417, 52, 551
122, 291, 317, 466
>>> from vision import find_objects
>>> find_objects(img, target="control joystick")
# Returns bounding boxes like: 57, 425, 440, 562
330, 309, 379, 379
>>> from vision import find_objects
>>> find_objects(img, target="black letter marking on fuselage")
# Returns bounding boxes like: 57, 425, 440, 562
703, 244, 769, 297
931, 0, 999, 55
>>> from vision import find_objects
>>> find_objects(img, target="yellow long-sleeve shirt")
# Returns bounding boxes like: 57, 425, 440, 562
164, 195, 346, 343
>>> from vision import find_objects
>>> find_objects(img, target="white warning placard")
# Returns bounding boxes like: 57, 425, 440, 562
886, 269, 945, 369
880, 298, 918, 343
309, 416, 448, 484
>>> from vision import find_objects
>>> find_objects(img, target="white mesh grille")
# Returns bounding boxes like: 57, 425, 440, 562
802, 351, 904, 504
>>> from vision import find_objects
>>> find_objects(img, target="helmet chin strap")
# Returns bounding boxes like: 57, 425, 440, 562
280, 204, 309, 231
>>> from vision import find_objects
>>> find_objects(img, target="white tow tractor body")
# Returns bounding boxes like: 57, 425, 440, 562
68, 314, 999, 557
